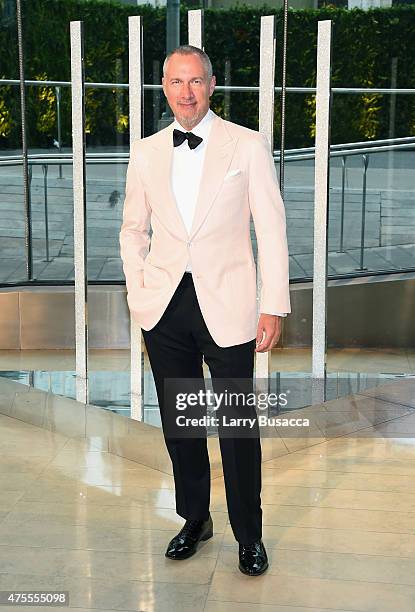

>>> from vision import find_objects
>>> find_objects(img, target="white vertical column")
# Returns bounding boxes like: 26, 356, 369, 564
70, 21, 88, 405
188, 9, 204, 48
312, 20, 332, 404
257, 15, 276, 380
128, 16, 144, 420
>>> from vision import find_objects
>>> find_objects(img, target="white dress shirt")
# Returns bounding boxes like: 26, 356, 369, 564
171, 108, 214, 264
170, 108, 287, 318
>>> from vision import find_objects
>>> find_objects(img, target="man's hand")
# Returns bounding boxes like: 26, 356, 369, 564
255, 314, 282, 352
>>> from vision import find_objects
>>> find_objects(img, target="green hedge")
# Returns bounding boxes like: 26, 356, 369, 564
1, 0, 414, 149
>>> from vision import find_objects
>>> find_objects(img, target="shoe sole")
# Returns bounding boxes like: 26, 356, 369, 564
238, 560, 269, 576
165, 529, 213, 560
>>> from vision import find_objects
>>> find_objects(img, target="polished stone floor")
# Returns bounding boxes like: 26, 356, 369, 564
1, 374, 415, 610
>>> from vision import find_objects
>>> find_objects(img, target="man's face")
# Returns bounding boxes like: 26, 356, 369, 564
162, 53, 216, 130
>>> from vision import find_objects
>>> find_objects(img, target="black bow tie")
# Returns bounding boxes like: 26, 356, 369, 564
173, 128, 203, 150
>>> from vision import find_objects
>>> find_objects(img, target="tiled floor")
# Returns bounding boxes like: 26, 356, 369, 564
1, 377, 415, 610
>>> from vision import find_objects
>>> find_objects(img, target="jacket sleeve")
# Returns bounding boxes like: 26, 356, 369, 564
248, 132, 291, 315
119, 140, 151, 308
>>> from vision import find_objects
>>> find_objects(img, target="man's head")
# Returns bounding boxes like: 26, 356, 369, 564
162, 45, 216, 131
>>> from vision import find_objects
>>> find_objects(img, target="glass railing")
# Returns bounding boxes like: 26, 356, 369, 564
1, 137, 414, 285
280, 136, 415, 279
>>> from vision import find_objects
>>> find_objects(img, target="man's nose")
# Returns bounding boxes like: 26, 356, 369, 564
181, 83, 194, 98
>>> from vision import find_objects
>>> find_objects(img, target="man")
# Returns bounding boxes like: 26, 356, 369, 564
119, 45, 291, 576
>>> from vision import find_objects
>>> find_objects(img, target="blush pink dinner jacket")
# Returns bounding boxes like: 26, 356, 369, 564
119, 110, 291, 348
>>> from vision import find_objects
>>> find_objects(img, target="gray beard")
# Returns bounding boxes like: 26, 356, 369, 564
176, 110, 204, 131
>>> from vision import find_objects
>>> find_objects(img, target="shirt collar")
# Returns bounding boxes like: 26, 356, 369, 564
173, 108, 215, 139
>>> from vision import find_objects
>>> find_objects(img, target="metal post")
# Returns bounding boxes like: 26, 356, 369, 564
257, 15, 276, 381
224, 58, 231, 120
55, 86, 63, 179
153, 60, 160, 131
387, 57, 397, 199
28, 164, 33, 273
339, 154, 346, 252
42, 164, 50, 262
128, 15, 144, 420
311, 20, 333, 404
357, 154, 369, 271
70, 21, 88, 405
115, 58, 123, 153
15, 0, 33, 280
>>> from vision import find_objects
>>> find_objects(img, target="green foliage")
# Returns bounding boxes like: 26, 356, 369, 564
0, 1, 414, 148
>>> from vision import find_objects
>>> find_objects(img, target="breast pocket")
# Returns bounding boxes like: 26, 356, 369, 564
224, 169, 244, 183
220, 172, 246, 202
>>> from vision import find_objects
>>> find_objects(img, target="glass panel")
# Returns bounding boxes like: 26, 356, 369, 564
0, 159, 27, 283
327, 92, 415, 278
210, 90, 259, 131
281, 92, 316, 281
86, 156, 127, 283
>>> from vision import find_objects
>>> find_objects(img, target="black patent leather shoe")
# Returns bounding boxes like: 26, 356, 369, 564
165, 514, 213, 560
238, 539, 269, 576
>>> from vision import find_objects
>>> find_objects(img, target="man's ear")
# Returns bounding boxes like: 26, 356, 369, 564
209, 75, 216, 96
161, 76, 166, 97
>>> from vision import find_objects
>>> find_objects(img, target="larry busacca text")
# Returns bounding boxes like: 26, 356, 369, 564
174, 389, 310, 429
176, 414, 310, 429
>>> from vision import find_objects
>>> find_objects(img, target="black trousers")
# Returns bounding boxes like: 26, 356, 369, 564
142, 272, 262, 545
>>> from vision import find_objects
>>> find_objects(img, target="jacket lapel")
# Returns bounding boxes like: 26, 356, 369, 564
147, 112, 237, 241
189, 113, 237, 239
147, 122, 189, 241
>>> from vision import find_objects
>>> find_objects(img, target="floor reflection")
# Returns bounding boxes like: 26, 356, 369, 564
0, 368, 412, 430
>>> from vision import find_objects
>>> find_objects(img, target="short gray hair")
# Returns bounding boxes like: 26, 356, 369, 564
163, 45, 213, 80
